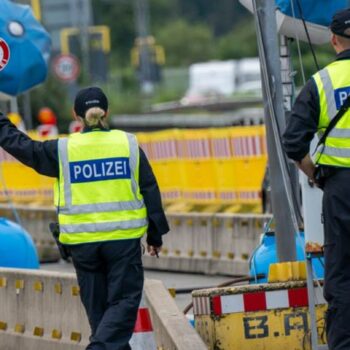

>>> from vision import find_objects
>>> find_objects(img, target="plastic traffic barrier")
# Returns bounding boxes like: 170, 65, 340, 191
137, 130, 184, 203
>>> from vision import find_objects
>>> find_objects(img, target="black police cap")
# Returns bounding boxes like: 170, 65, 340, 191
74, 86, 108, 118
330, 8, 350, 39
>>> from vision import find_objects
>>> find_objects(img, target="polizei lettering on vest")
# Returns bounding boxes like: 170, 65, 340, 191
334, 86, 350, 110
69, 157, 131, 183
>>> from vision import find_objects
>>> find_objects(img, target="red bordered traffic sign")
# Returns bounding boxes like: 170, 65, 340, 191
0, 38, 10, 71
52, 54, 80, 82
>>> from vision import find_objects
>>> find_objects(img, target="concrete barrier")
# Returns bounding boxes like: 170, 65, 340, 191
0, 205, 272, 275
0, 269, 206, 350
143, 212, 272, 275
144, 279, 207, 350
0, 268, 88, 350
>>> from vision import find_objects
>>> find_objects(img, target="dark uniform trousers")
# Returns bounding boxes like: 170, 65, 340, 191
69, 238, 144, 350
322, 169, 350, 350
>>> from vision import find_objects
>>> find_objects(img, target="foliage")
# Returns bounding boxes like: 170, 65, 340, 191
217, 19, 258, 60
29, 74, 72, 132
92, 0, 250, 68
155, 19, 215, 66
92, 0, 136, 66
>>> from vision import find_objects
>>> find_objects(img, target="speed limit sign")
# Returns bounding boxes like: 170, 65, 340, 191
52, 54, 80, 82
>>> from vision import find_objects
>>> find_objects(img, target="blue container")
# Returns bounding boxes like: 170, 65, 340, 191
249, 231, 323, 283
276, 0, 349, 27
0, 218, 39, 269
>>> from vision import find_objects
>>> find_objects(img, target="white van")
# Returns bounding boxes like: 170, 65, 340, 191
182, 58, 261, 104
235, 57, 262, 95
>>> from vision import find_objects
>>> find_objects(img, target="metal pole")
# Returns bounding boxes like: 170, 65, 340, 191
70, 0, 91, 82
22, 92, 33, 130
134, 0, 154, 95
253, 0, 297, 261
80, 0, 91, 82
280, 35, 302, 226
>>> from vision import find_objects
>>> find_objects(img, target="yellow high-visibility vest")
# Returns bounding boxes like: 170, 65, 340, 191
54, 129, 148, 245
314, 59, 350, 167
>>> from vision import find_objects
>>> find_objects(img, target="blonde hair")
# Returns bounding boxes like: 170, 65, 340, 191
82, 107, 108, 128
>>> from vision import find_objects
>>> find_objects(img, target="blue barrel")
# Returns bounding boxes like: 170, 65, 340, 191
0, 218, 39, 269
249, 231, 324, 283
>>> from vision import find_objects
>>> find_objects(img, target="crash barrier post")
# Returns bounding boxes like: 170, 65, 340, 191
192, 281, 327, 350
0, 269, 196, 350
144, 279, 207, 350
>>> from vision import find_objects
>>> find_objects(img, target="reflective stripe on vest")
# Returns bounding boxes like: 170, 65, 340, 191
58, 133, 144, 214
314, 60, 350, 166
60, 218, 149, 234
319, 68, 337, 121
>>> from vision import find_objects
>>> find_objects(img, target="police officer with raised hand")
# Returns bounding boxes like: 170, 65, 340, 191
0, 86, 169, 350
283, 9, 350, 350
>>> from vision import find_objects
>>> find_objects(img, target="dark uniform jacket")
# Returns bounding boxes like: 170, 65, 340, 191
0, 113, 169, 246
283, 49, 350, 162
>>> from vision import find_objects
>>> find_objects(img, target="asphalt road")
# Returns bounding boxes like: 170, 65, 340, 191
40, 260, 231, 312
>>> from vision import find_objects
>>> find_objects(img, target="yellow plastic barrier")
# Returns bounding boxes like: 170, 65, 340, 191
137, 130, 185, 204
0, 126, 268, 212
0, 132, 55, 205
179, 129, 218, 204
230, 126, 267, 212
209, 126, 267, 212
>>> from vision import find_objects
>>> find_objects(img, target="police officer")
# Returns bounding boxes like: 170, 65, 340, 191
0, 86, 169, 350
283, 9, 350, 350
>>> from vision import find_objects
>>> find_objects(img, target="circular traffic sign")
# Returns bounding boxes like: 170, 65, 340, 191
0, 37, 10, 71
52, 54, 80, 82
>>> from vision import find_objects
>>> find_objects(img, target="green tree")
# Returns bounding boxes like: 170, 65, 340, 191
29, 74, 71, 132
156, 19, 215, 66
217, 19, 258, 60
92, 0, 135, 66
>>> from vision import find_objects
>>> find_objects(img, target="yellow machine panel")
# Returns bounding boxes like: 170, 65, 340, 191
196, 305, 327, 350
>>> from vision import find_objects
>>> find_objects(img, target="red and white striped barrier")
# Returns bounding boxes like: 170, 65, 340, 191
193, 286, 326, 316
130, 296, 157, 350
